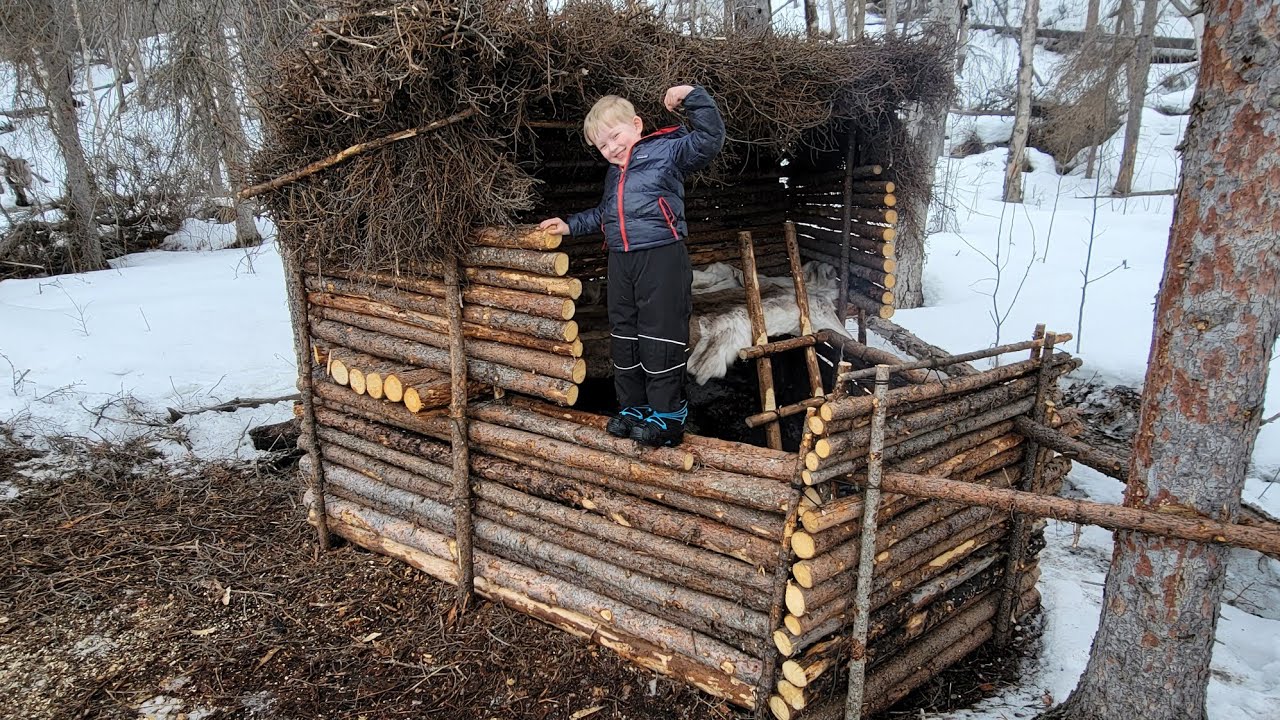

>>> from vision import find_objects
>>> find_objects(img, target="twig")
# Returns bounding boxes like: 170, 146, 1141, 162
166, 393, 301, 423
238, 108, 476, 199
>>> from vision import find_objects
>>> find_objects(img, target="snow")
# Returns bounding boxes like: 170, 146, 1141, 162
0, 5, 1276, 718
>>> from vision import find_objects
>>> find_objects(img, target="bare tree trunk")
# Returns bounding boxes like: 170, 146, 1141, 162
1112, 0, 1158, 196
805, 0, 820, 36
1043, 1, 1280, 717
733, 0, 770, 33
1001, 0, 1039, 203
826, 0, 838, 37
1084, 0, 1100, 34
884, 0, 897, 37
206, 24, 261, 247
896, 0, 963, 309
955, 0, 971, 75
34, 17, 103, 271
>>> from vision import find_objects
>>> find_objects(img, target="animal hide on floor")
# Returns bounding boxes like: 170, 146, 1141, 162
687, 262, 844, 385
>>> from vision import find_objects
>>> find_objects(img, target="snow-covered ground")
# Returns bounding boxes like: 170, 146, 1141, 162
0, 3, 1276, 718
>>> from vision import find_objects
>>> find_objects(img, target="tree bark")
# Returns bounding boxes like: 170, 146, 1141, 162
732, 0, 771, 34
1046, 1, 1280, 715
1002, 0, 1039, 203
205, 24, 260, 247
34, 17, 103, 271
894, 0, 963, 309
1112, 0, 1159, 196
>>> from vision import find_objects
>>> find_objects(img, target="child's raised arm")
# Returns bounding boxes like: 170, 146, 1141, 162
665, 85, 725, 173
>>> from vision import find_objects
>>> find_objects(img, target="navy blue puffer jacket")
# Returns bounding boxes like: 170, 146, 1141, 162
566, 86, 725, 252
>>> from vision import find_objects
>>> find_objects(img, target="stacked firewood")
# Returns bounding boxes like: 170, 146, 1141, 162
764, 349, 1082, 719
302, 383, 798, 707
304, 226, 585, 409
789, 165, 897, 320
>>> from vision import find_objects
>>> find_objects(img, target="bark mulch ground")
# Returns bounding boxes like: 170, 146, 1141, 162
0, 433, 1031, 720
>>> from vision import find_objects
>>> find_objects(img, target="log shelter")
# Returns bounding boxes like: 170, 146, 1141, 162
252, 4, 1086, 717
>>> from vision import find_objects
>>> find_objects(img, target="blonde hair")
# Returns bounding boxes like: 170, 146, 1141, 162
583, 95, 637, 144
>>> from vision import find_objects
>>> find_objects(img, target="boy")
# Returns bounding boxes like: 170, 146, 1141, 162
540, 85, 725, 447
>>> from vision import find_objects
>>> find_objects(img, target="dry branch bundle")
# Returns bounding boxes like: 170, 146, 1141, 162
252, 1, 952, 268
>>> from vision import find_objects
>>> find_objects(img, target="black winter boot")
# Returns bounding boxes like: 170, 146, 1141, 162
607, 406, 652, 438
630, 403, 688, 447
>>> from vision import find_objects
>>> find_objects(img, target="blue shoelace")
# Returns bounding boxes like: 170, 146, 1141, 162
620, 405, 652, 420
644, 402, 688, 430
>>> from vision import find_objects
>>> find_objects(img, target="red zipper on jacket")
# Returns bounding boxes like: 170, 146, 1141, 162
615, 126, 681, 253
657, 197, 680, 242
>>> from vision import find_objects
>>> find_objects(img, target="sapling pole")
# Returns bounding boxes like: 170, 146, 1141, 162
842, 365, 889, 720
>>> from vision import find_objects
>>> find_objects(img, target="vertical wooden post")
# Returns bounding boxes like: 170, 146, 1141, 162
995, 326, 1055, 645
445, 257, 476, 607
739, 231, 783, 450
784, 222, 825, 398
842, 364, 890, 720
839, 137, 855, 326
856, 308, 868, 346
281, 247, 330, 550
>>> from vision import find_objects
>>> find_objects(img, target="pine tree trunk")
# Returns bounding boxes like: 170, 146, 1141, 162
1002, 0, 1039, 203
35, 19, 103, 272
1112, 0, 1158, 196
1084, 0, 1100, 34
1044, 1, 1280, 717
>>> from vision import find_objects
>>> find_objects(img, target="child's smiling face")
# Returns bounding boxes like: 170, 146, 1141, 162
592, 116, 643, 166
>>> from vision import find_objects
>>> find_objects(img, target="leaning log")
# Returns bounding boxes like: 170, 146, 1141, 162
881, 471, 1280, 555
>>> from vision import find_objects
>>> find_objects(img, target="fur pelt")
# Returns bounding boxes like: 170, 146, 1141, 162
687, 262, 843, 385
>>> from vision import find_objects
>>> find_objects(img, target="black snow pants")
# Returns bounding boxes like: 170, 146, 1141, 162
607, 242, 692, 414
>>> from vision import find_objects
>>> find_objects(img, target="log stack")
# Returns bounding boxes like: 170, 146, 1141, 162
304, 226, 585, 410
304, 377, 796, 707
293, 230, 1076, 716
762, 345, 1081, 719
788, 165, 897, 320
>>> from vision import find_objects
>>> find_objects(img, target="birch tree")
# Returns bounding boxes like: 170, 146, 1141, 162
1043, 1, 1280, 717
1112, 0, 1159, 196
1002, 0, 1039, 203
894, 0, 964, 308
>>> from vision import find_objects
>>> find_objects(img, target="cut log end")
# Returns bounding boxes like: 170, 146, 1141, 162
805, 452, 820, 472
781, 660, 808, 689
882, 273, 897, 289
366, 373, 385, 399
769, 695, 792, 720
883, 227, 897, 242
553, 253, 570, 276
564, 321, 580, 342
774, 629, 796, 656
777, 679, 806, 710
808, 415, 826, 435
330, 359, 350, 386
792, 561, 814, 588
785, 582, 807, 615
883, 257, 898, 273
791, 532, 817, 559
571, 359, 587, 384
814, 438, 833, 459
559, 298, 576, 320
349, 369, 368, 395
784, 614, 803, 635
884, 209, 899, 224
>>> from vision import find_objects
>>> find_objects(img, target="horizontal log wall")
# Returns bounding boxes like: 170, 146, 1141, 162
294, 203, 1067, 716
787, 167, 897, 319
763, 344, 1075, 719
